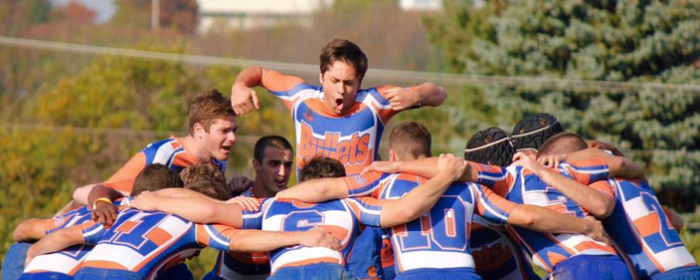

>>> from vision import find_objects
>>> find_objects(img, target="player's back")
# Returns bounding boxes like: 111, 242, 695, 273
206, 187, 270, 280
21, 207, 95, 280
75, 208, 202, 280
378, 174, 500, 277
476, 164, 617, 272
250, 198, 361, 274
601, 178, 697, 279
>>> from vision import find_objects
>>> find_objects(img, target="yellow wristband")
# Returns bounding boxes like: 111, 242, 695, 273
93, 197, 113, 210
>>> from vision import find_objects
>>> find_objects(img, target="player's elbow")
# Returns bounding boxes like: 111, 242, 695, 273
588, 199, 615, 219
228, 233, 257, 253
13, 219, 36, 242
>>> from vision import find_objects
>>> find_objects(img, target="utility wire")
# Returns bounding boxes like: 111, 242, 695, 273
2, 36, 700, 94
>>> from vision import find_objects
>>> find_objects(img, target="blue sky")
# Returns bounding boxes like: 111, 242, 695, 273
51, 0, 116, 23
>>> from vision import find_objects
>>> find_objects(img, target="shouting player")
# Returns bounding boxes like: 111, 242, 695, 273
230, 38, 447, 176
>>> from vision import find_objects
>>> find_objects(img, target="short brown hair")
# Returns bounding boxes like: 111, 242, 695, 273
320, 39, 368, 81
186, 179, 230, 201
299, 157, 346, 182
538, 132, 588, 157
188, 89, 236, 135
389, 122, 432, 160
254, 135, 293, 162
180, 162, 226, 187
131, 164, 184, 196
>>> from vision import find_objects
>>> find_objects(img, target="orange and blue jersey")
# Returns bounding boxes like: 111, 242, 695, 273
104, 137, 226, 192
260, 70, 407, 176
470, 216, 538, 280
593, 178, 698, 279
21, 206, 97, 279
240, 196, 387, 275
74, 204, 240, 280
205, 187, 270, 280
472, 160, 618, 272
378, 174, 516, 277
344, 171, 518, 277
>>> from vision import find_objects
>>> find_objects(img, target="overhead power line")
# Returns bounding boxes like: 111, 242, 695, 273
2, 36, 700, 94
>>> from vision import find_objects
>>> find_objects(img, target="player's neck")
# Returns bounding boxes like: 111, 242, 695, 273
182, 135, 212, 163
251, 179, 273, 198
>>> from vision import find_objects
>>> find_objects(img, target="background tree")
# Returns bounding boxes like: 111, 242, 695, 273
425, 0, 700, 211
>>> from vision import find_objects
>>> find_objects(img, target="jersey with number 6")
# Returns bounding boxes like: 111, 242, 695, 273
592, 178, 697, 279
241, 197, 388, 274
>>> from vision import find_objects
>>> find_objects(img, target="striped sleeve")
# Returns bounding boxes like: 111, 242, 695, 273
472, 163, 516, 196
559, 158, 609, 185
195, 224, 240, 252
261, 69, 309, 110
345, 197, 385, 227
81, 220, 106, 244
103, 152, 147, 192
370, 86, 403, 124
241, 198, 268, 230
473, 184, 517, 225
342, 171, 389, 197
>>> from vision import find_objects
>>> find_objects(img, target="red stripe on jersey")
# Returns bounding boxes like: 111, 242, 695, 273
146, 227, 173, 247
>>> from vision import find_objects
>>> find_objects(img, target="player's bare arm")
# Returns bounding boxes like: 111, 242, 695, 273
275, 177, 349, 202
227, 228, 341, 253
231, 66, 264, 115
378, 154, 466, 227
507, 204, 609, 244
13, 218, 48, 242
385, 83, 447, 111
87, 184, 123, 227
130, 192, 244, 228
513, 152, 615, 219
25, 224, 86, 266
538, 148, 645, 179
363, 157, 478, 183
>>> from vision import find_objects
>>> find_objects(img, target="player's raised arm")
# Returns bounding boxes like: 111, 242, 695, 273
231, 66, 264, 115
539, 148, 645, 179
513, 152, 615, 219
130, 192, 244, 228
384, 83, 447, 111
375, 154, 466, 227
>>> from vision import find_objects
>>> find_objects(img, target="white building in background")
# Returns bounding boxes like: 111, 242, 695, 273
399, 0, 443, 11
196, 0, 334, 34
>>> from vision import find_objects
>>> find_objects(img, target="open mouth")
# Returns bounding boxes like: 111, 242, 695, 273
221, 145, 231, 154
274, 177, 287, 189
334, 98, 344, 112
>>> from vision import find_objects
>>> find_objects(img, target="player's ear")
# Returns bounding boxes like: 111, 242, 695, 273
252, 158, 261, 172
193, 123, 206, 138
319, 72, 325, 85
389, 149, 399, 161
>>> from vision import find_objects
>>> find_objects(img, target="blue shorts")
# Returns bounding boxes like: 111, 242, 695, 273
548, 255, 633, 280
396, 268, 482, 280
347, 226, 383, 280
268, 263, 358, 280
651, 266, 700, 280
74, 267, 144, 280
19, 272, 72, 280
2, 242, 34, 280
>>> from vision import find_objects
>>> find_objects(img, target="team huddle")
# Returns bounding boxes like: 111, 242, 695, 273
4, 38, 699, 280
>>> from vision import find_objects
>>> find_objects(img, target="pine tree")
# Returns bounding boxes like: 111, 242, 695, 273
427, 0, 700, 210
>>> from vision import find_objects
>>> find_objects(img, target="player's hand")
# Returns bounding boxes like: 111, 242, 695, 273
587, 140, 624, 157
25, 245, 36, 267
299, 228, 341, 251
436, 153, 466, 182
537, 154, 566, 169
231, 82, 259, 115
91, 200, 117, 227
361, 161, 401, 174
228, 176, 254, 195
226, 196, 260, 212
130, 191, 161, 211
512, 152, 545, 173
385, 87, 419, 111
582, 216, 610, 245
